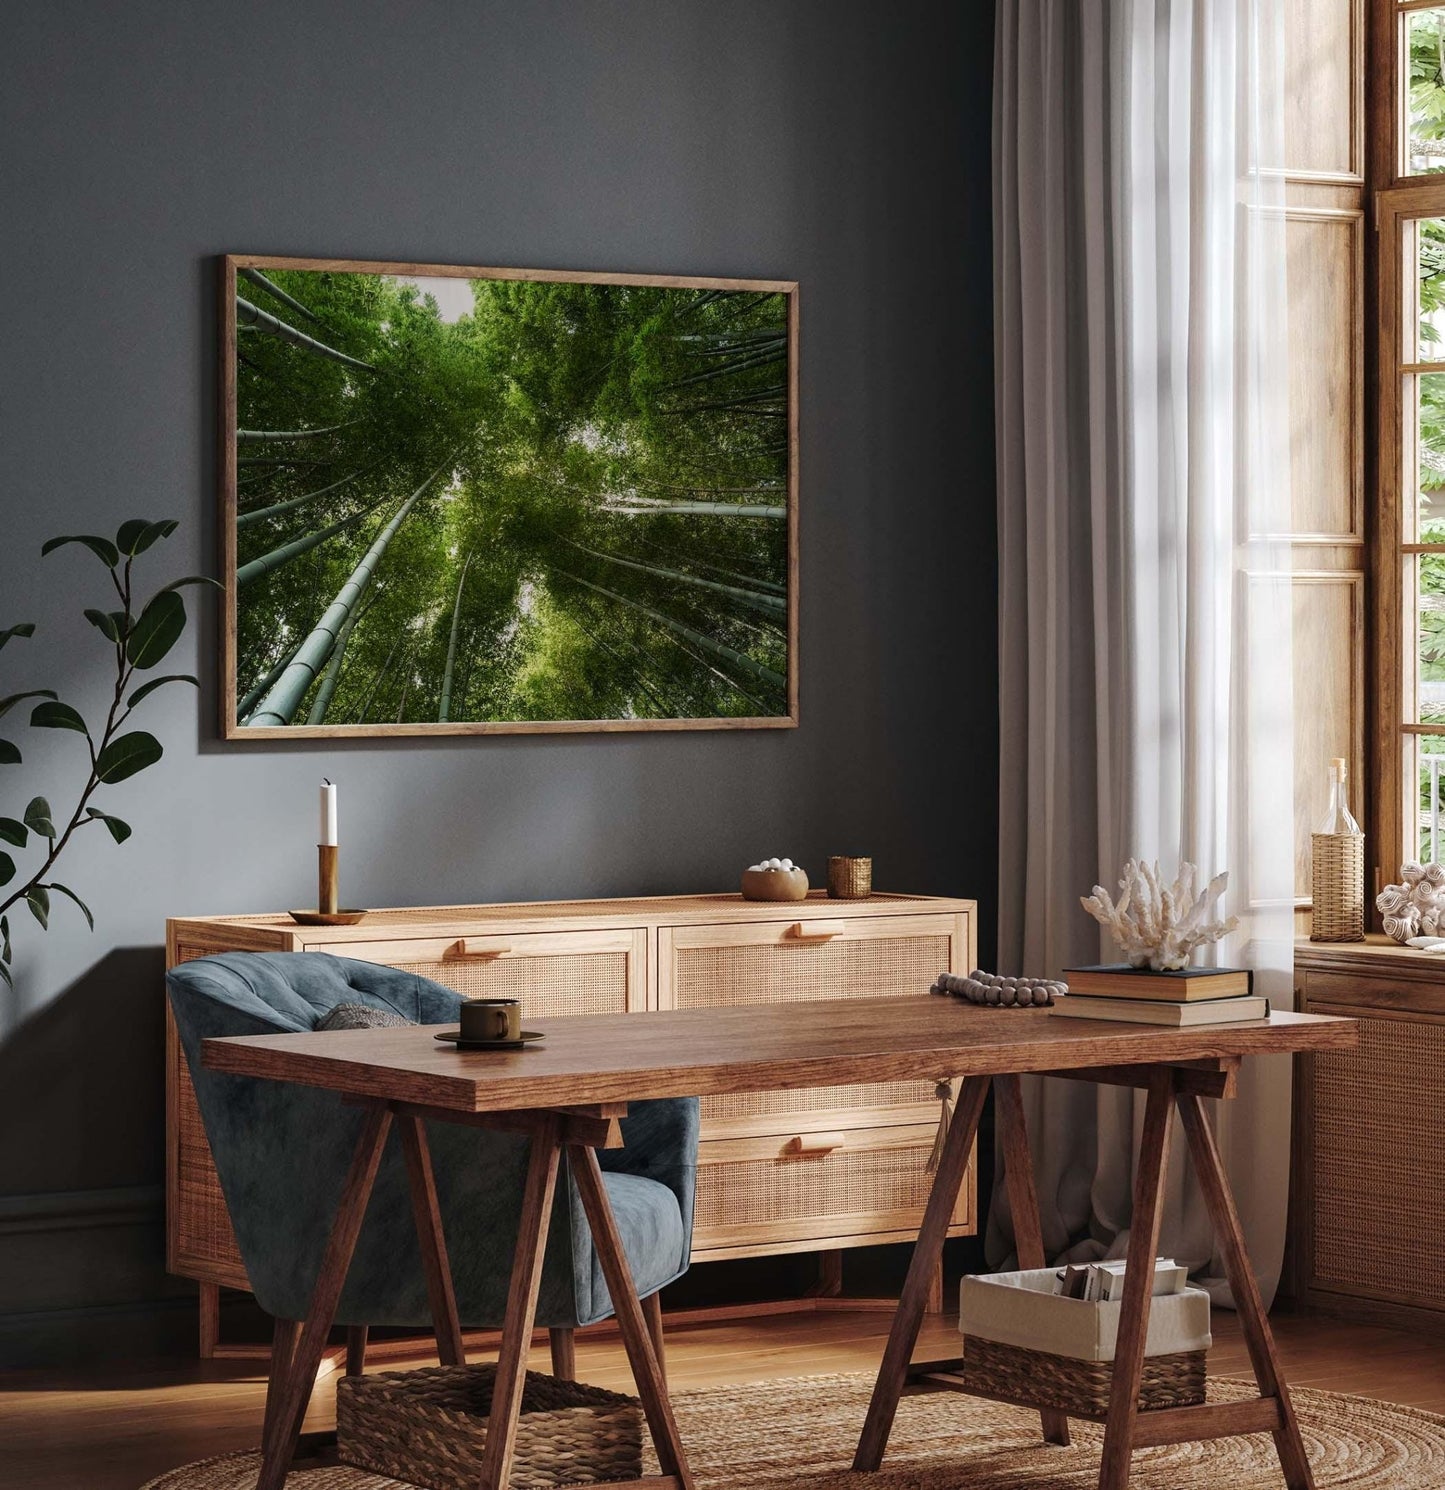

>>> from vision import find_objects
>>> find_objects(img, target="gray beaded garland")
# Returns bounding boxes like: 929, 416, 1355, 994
929, 969, 1064, 1008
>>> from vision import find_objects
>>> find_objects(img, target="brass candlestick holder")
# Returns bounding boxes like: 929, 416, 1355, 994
288, 845, 366, 926
319, 843, 338, 914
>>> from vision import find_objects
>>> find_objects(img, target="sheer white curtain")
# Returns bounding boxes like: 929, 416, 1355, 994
991, 0, 1294, 1304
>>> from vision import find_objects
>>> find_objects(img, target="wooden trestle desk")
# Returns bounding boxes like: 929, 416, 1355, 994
204, 994, 1355, 1490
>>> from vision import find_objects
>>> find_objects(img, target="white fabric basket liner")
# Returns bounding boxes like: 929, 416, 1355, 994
958, 1266, 1212, 1363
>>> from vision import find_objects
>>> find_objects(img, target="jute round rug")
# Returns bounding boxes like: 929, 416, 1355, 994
140, 1372, 1445, 1489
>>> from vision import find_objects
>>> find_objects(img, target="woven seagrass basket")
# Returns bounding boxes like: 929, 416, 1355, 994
1310, 831, 1365, 942
955, 1335, 1207, 1416
337, 1365, 643, 1490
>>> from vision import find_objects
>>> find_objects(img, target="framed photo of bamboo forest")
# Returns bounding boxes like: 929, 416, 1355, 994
219, 255, 798, 738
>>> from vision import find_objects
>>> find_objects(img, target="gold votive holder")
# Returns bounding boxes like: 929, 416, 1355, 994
827, 855, 872, 900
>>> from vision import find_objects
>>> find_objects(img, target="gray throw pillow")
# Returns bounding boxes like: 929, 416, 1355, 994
316, 1002, 413, 1031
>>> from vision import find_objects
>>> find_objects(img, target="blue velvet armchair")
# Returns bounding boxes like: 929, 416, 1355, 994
166, 951, 699, 1371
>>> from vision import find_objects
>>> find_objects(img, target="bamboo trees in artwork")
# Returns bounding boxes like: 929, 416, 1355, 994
230, 266, 791, 727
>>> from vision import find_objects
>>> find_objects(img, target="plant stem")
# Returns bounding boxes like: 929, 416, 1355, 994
0, 567, 133, 920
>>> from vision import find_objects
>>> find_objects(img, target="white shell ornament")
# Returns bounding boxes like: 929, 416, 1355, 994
1376, 861, 1445, 944
1079, 860, 1238, 972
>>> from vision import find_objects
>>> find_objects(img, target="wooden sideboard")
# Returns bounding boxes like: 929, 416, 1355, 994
167, 891, 977, 1354
1292, 936, 1445, 1332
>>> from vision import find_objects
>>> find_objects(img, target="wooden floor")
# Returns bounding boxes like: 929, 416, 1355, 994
3, 1308, 1444, 1490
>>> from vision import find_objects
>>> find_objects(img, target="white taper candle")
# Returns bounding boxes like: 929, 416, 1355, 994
320, 780, 338, 847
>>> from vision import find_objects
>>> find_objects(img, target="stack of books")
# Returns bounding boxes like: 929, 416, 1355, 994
1051, 1256, 1188, 1301
1051, 964, 1267, 1025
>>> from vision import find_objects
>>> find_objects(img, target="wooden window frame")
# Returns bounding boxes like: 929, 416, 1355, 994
1366, 0, 1445, 881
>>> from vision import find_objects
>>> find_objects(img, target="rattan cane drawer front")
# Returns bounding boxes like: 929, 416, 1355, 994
690, 1123, 973, 1258
662, 914, 967, 1130
331, 928, 647, 1018
1305, 1005, 1445, 1306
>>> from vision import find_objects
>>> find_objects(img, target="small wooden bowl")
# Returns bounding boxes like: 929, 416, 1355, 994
289, 909, 368, 926
741, 867, 809, 902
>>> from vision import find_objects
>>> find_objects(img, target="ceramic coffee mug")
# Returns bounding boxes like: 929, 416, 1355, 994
459, 997, 522, 1043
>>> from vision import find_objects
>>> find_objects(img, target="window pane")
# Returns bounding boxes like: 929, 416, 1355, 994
1419, 546, 1445, 727
1408, 10, 1445, 174
1418, 372, 1445, 531
1416, 219, 1445, 360
1417, 734, 1445, 864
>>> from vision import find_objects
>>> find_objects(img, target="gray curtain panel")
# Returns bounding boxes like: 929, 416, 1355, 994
991, 0, 1295, 1307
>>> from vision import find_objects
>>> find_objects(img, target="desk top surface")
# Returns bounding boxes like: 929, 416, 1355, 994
202, 994, 1357, 1114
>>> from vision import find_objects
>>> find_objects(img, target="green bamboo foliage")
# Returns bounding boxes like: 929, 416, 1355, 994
235, 464, 381, 530
235, 492, 394, 586
246, 462, 452, 726
235, 298, 376, 371
564, 541, 784, 618
551, 569, 785, 693
438, 550, 474, 723
236, 419, 363, 443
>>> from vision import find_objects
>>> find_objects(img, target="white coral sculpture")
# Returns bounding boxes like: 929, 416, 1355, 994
1376, 861, 1445, 943
1080, 860, 1239, 972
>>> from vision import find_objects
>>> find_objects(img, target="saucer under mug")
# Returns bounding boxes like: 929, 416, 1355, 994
434, 1028, 545, 1051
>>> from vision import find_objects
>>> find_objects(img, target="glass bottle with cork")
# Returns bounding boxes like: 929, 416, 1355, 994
1310, 757, 1364, 941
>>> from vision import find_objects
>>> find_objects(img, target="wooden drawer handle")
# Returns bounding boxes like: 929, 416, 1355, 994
785, 920, 847, 942
448, 940, 513, 960
784, 1132, 847, 1156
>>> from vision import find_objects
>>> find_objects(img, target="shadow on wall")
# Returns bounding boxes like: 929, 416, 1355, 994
0, 947, 196, 1367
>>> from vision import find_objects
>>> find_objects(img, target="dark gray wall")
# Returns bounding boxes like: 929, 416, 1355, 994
0, 0, 996, 1363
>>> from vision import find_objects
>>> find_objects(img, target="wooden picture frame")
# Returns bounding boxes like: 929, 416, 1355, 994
219, 255, 798, 739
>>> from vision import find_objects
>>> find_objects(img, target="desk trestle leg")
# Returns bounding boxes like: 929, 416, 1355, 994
854, 1062, 1317, 1490
852, 1074, 991, 1472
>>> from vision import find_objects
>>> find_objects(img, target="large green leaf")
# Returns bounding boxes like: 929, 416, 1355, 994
48, 883, 94, 931
29, 700, 89, 737
0, 818, 25, 847
0, 852, 13, 887
126, 591, 186, 669
0, 740, 19, 765
85, 808, 131, 844
127, 673, 198, 709
95, 730, 162, 783
1, 914, 9, 962
25, 886, 49, 929
23, 796, 56, 838
117, 518, 178, 556
0, 623, 35, 653
83, 608, 123, 642
41, 534, 120, 568
0, 961, 11, 991
0, 689, 56, 721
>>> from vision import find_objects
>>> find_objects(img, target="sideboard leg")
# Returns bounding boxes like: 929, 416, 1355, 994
198, 1281, 220, 1359
1098, 1069, 1174, 1490
1177, 1092, 1314, 1489
995, 1073, 1070, 1446
344, 1325, 368, 1377
853, 1074, 991, 1473
809, 1249, 844, 1298
925, 1260, 945, 1314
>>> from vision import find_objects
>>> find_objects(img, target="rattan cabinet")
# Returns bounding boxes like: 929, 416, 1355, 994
167, 892, 976, 1354
1292, 937, 1445, 1332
